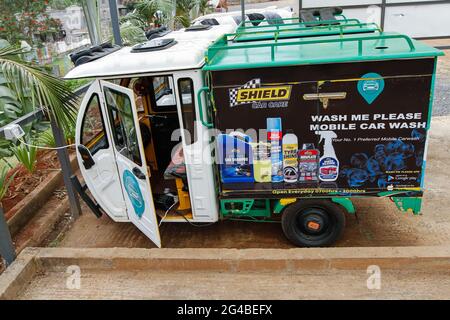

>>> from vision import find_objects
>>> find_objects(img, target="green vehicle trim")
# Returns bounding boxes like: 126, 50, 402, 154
331, 198, 356, 214
220, 199, 271, 217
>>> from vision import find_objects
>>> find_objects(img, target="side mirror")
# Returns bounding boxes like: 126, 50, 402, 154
77, 145, 95, 169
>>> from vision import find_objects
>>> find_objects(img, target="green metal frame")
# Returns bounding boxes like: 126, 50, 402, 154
392, 197, 423, 215
234, 22, 381, 42
207, 32, 415, 64
220, 195, 423, 218
220, 199, 271, 217
197, 86, 213, 128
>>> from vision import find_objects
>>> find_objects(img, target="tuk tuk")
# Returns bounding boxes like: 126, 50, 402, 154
66, 10, 443, 247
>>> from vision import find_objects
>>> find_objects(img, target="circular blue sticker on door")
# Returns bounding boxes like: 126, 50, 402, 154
123, 169, 145, 218
357, 72, 385, 104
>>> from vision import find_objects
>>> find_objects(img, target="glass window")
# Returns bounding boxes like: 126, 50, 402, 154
80, 94, 108, 154
103, 87, 142, 166
178, 78, 197, 145
151, 76, 176, 112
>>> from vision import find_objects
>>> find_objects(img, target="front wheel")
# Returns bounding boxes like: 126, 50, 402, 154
281, 200, 346, 247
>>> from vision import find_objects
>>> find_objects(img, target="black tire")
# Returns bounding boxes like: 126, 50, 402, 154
281, 200, 346, 247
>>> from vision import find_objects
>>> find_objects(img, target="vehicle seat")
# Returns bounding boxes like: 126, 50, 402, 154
163, 145, 191, 211
164, 144, 187, 182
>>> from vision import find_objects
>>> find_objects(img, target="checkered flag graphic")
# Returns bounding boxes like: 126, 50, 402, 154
229, 78, 261, 107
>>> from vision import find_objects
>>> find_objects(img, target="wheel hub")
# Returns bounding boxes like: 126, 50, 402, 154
297, 208, 330, 236
304, 214, 325, 233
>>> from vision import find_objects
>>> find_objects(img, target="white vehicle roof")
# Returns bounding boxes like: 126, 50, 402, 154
64, 7, 293, 80
64, 24, 235, 79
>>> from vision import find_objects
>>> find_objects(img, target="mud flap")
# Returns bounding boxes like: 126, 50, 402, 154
391, 197, 422, 215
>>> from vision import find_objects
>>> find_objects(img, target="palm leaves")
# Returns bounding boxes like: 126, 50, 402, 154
0, 45, 77, 134
11, 143, 37, 173
118, 0, 214, 44
0, 165, 15, 201
118, 21, 148, 45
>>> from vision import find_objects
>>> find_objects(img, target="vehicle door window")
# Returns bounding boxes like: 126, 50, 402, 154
151, 76, 176, 112
80, 94, 109, 154
104, 87, 142, 166
178, 78, 197, 145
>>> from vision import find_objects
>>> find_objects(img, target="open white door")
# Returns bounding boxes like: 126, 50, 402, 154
76, 80, 161, 246
75, 80, 128, 222
100, 80, 161, 247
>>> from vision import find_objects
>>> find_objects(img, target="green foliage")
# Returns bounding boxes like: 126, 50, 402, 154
0, 164, 15, 201
63, 118, 76, 144
118, 22, 148, 46
175, 0, 204, 28
65, 78, 91, 92
11, 143, 37, 173
0, 0, 63, 45
119, 0, 214, 44
0, 45, 77, 134
0, 139, 14, 159
37, 129, 56, 148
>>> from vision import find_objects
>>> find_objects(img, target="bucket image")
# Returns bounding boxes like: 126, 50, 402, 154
217, 132, 254, 183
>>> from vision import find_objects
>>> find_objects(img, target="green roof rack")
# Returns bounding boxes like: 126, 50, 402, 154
204, 31, 443, 71
234, 22, 381, 42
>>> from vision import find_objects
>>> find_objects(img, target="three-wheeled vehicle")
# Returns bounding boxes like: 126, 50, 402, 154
66, 9, 443, 248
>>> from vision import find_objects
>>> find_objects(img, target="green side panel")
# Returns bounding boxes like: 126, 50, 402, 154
392, 197, 423, 215
331, 198, 355, 214
220, 199, 271, 217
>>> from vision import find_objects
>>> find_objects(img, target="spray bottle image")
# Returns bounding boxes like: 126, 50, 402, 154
267, 118, 283, 182
298, 143, 319, 183
282, 130, 298, 183
316, 131, 339, 182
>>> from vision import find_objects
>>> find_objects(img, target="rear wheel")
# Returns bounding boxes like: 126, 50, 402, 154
281, 200, 346, 247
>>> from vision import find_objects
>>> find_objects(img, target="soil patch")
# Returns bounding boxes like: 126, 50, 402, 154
1, 149, 72, 218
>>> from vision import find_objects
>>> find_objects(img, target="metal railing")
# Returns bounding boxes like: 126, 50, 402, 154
206, 32, 417, 67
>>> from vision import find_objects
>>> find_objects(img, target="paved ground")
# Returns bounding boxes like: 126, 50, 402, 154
17, 268, 450, 300
4, 247, 450, 300
432, 44, 450, 116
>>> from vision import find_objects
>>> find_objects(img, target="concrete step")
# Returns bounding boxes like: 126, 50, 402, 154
1, 247, 450, 299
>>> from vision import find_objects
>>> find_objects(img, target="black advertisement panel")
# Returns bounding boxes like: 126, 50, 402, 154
211, 59, 435, 198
